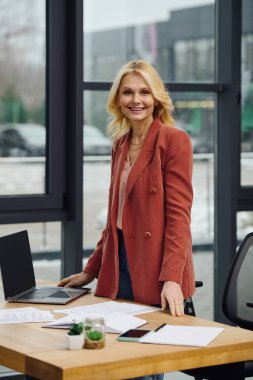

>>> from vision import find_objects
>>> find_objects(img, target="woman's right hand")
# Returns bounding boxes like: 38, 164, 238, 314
57, 272, 94, 288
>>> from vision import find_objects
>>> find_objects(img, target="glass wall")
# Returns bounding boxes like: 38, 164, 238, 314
0, 158, 45, 195
0, 1, 57, 294
84, 0, 215, 82
174, 92, 215, 239
174, 38, 214, 82
237, 211, 253, 244
241, 0, 253, 185
0, 0, 46, 195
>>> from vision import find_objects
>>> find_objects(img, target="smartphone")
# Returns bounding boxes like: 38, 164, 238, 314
117, 329, 151, 342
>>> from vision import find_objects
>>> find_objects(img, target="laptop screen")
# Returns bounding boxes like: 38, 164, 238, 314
0, 230, 36, 298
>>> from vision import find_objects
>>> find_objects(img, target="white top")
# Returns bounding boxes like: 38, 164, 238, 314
117, 158, 132, 229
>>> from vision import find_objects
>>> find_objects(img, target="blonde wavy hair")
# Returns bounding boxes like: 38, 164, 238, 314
107, 60, 175, 141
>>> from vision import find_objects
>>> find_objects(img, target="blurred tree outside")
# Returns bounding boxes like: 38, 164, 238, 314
0, 87, 27, 123
0, 0, 45, 126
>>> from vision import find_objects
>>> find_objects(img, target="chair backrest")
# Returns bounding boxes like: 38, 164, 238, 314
222, 232, 253, 330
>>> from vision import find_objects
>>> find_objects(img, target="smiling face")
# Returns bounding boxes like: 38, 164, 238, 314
117, 73, 155, 127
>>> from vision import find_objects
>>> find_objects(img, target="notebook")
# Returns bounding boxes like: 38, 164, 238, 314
0, 230, 91, 304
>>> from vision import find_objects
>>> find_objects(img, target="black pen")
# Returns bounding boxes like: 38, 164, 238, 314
154, 323, 166, 332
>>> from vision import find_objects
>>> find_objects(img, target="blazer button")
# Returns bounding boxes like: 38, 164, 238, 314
150, 187, 158, 194
144, 231, 152, 239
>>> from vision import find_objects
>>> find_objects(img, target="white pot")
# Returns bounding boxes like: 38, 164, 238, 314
65, 333, 85, 350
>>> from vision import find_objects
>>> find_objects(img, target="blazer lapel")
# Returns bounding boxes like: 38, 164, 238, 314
110, 134, 130, 228
125, 118, 161, 201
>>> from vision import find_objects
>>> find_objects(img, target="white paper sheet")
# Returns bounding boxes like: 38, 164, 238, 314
140, 325, 224, 347
43, 311, 147, 333
0, 307, 54, 324
42, 313, 82, 328
54, 301, 159, 316
105, 312, 147, 333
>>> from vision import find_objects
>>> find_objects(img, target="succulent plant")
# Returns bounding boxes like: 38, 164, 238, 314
68, 321, 84, 336
86, 329, 104, 341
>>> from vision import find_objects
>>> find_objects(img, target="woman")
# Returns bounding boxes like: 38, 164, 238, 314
58, 60, 195, 317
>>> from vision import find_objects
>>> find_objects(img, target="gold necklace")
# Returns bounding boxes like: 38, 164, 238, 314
131, 130, 149, 145
131, 140, 145, 146
129, 144, 143, 152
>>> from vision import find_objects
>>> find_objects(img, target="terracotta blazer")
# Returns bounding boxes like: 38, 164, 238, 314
84, 117, 195, 305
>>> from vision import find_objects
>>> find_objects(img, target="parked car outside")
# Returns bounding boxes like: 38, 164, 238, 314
190, 135, 214, 154
0, 123, 112, 157
0, 123, 46, 157
176, 121, 214, 154
83, 125, 112, 156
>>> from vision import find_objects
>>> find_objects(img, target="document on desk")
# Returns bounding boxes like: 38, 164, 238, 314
140, 325, 224, 347
0, 307, 54, 324
54, 301, 159, 316
43, 312, 147, 333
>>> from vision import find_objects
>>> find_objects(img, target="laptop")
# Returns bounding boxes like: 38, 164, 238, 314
0, 230, 91, 304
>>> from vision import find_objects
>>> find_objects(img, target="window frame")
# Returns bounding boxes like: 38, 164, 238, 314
0, 0, 66, 222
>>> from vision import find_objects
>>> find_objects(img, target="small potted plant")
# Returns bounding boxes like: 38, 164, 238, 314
84, 316, 105, 349
65, 321, 85, 350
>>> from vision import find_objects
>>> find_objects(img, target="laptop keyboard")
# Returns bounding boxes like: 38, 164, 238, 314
18, 287, 63, 300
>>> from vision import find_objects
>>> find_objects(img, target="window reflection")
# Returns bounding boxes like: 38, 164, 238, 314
0, 0, 46, 195
84, 0, 215, 82
237, 212, 253, 243
241, 1, 253, 185
174, 39, 214, 82
241, 80, 253, 186
174, 93, 214, 154
0, 123, 45, 157
173, 92, 215, 248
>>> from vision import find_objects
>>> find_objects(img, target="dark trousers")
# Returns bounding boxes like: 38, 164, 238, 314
117, 229, 134, 300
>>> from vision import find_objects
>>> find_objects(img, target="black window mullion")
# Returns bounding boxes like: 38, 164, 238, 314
47, 0, 66, 199
61, 0, 84, 277
214, 0, 242, 323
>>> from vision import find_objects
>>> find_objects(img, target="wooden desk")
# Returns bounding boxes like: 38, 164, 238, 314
1, 293, 253, 380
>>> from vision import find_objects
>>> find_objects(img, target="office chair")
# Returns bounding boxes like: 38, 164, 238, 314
222, 231, 253, 377
183, 232, 253, 380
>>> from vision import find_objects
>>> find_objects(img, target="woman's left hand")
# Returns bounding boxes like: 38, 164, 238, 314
161, 281, 184, 316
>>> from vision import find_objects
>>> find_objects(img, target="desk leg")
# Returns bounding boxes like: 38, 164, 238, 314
209, 362, 244, 380
183, 361, 245, 380
229, 362, 245, 379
